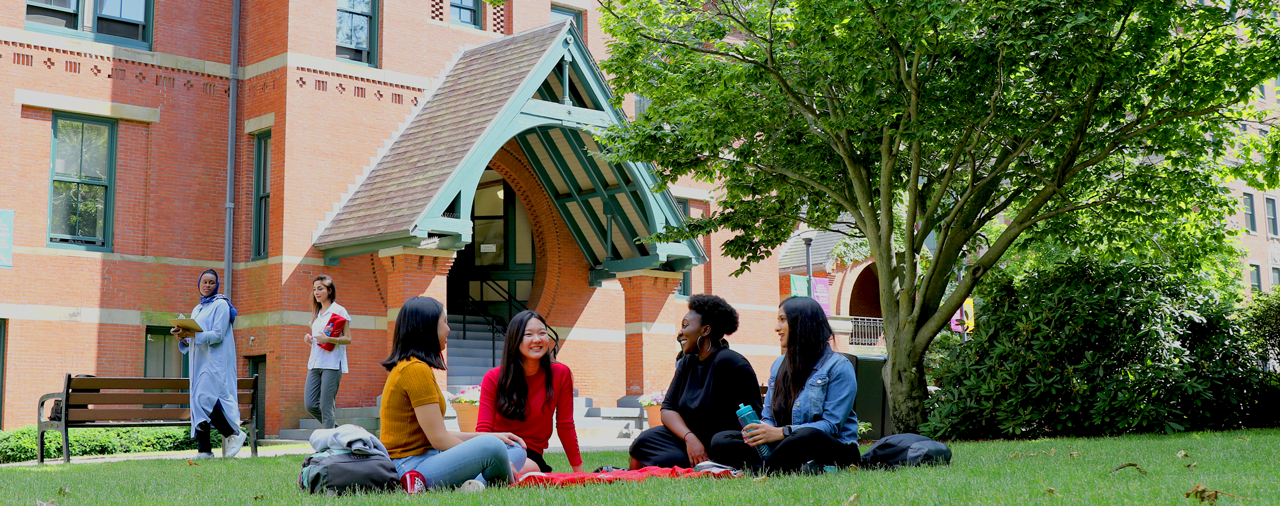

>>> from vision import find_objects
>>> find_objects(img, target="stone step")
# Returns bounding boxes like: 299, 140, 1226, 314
585, 407, 645, 419
279, 428, 314, 440
446, 346, 505, 359
448, 323, 504, 336
336, 406, 380, 419
447, 339, 505, 350
299, 417, 381, 431
448, 365, 496, 377
447, 376, 486, 387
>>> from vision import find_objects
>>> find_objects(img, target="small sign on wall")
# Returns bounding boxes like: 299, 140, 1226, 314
0, 210, 12, 268
479, 243, 497, 253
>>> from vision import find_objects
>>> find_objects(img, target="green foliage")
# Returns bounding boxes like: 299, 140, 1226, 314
598, 0, 1280, 431
1242, 292, 1280, 362
922, 260, 1278, 440
0, 425, 201, 464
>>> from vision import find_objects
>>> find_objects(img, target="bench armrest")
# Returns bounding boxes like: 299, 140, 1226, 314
38, 392, 64, 423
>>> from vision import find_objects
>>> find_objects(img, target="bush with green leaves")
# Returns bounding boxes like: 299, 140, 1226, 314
1241, 292, 1280, 363
921, 260, 1278, 440
0, 425, 203, 464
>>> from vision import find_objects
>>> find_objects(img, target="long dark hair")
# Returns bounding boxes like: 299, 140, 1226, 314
381, 296, 447, 371
770, 296, 834, 426
495, 310, 555, 421
310, 275, 336, 317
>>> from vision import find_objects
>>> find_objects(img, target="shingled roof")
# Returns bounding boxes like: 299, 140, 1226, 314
315, 22, 571, 249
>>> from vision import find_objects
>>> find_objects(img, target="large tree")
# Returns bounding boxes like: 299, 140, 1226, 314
597, 0, 1280, 431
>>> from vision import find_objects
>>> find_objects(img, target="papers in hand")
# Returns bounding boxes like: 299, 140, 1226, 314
170, 318, 204, 333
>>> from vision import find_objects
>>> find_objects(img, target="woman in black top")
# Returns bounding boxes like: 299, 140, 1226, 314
628, 294, 763, 469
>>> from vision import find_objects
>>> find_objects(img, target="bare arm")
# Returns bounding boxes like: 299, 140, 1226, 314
413, 404, 526, 452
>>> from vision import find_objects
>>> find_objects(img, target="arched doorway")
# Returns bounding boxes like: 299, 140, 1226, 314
848, 263, 883, 345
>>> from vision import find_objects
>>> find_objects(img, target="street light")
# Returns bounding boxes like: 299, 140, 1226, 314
798, 228, 821, 297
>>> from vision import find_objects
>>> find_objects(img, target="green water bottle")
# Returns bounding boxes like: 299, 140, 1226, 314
736, 404, 772, 459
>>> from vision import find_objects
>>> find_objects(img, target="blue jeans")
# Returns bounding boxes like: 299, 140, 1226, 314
391, 435, 525, 489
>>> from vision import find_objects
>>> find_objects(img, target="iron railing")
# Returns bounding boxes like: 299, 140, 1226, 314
848, 316, 885, 346
458, 295, 506, 367
477, 279, 562, 356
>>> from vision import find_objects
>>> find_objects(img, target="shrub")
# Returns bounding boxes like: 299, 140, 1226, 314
0, 426, 201, 464
921, 259, 1277, 440
1241, 292, 1280, 363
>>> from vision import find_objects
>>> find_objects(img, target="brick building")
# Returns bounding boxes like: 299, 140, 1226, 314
0, 0, 785, 435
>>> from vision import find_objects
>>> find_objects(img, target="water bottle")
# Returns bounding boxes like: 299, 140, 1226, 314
735, 404, 772, 459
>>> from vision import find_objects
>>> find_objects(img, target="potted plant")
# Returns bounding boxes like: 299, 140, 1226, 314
450, 385, 481, 432
638, 391, 664, 429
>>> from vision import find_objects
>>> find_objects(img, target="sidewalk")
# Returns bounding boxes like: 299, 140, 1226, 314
1, 436, 636, 468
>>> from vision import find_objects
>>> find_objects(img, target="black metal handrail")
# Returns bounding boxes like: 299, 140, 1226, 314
477, 279, 562, 357
457, 295, 506, 368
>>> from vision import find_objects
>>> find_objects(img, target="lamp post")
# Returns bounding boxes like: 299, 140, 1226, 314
798, 229, 821, 297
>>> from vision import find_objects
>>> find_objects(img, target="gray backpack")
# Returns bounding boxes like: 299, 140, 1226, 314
298, 448, 399, 495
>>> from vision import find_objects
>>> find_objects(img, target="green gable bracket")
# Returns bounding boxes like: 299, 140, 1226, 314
322, 236, 421, 266
519, 100, 613, 128
414, 216, 473, 247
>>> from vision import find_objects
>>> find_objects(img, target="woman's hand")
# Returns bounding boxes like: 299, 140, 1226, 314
682, 432, 709, 465
743, 423, 785, 446
303, 333, 315, 345
171, 327, 194, 339
491, 432, 526, 449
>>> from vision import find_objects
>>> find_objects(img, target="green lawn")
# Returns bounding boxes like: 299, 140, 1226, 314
1, 429, 1275, 505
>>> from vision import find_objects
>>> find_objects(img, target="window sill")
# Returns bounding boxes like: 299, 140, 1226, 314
335, 57, 377, 69
46, 240, 112, 254
25, 22, 151, 51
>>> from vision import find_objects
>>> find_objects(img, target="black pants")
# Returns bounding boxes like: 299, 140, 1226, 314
708, 427, 861, 473
629, 426, 710, 468
195, 402, 238, 454
526, 450, 554, 473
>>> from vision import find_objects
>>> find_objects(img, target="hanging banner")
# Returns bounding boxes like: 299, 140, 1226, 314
789, 274, 808, 297
0, 210, 12, 268
812, 276, 832, 316
949, 298, 975, 332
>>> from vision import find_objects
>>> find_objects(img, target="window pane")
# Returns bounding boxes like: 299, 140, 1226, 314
339, 0, 372, 14
55, 119, 82, 178
50, 181, 78, 237
97, 0, 120, 17
515, 198, 533, 264
474, 218, 504, 266
81, 122, 110, 182
259, 137, 271, 193
34, 0, 77, 10
1251, 266, 1262, 290
120, 0, 145, 21
474, 184, 503, 216
256, 196, 270, 257
1244, 194, 1256, 231
145, 334, 166, 377
515, 280, 532, 301
76, 183, 106, 239
1273, 267, 1279, 287
336, 11, 369, 48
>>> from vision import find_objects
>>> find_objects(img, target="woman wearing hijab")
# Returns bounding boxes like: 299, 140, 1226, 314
172, 269, 247, 460
707, 296, 861, 473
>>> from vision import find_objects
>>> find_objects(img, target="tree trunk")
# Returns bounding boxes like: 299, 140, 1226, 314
884, 326, 929, 434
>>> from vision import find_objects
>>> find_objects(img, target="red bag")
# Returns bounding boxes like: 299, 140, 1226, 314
319, 313, 347, 352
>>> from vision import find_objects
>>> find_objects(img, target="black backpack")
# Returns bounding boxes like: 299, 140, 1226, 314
298, 448, 399, 495
861, 433, 952, 468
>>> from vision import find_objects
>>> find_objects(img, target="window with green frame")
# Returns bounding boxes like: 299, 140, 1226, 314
337, 0, 377, 65
451, 0, 481, 29
25, 0, 153, 50
550, 4, 583, 38
675, 198, 692, 297
144, 326, 188, 378
252, 132, 272, 260
49, 113, 115, 251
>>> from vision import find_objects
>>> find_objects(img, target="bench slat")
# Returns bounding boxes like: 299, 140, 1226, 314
67, 377, 256, 390
67, 406, 252, 422
67, 392, 255, 405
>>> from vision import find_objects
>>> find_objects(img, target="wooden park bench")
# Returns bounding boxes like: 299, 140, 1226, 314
36, 374, 259, 464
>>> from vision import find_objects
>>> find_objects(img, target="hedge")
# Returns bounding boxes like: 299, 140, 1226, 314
0, 425, 210, 464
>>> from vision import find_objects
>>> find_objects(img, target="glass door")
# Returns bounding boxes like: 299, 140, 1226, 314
449, 170, 535, 323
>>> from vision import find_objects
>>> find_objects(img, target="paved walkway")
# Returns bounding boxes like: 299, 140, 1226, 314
1, 436, 636, 468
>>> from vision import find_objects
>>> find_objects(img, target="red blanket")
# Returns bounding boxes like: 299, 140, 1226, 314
513, 466, 739, 488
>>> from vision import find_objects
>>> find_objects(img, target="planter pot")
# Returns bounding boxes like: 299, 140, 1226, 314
453, 403, 479, 432
645, 405, 662, 429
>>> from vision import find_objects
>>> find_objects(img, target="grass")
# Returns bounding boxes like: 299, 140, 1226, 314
0, 429, 1276, 505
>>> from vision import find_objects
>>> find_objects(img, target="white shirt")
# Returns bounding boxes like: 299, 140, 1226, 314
308, 301, 351, 373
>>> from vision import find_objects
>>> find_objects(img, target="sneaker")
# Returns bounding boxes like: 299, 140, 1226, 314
693, 461, 739, 473
797, 460, 827, 475
593, 465, 626, 473
222, 430, 247, 459
459, 479, 485, 493
194, 452, 215, 460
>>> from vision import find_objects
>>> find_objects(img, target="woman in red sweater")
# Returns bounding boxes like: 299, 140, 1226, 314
477, 310, 583, 473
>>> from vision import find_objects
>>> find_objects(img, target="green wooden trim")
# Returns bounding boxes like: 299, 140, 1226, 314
557, 126, 645, 258
515, 133, 600, 266
321, 235, 420, 265
519, 100, 612, 127
531, 127, 615, 260
46, 111, 117, 253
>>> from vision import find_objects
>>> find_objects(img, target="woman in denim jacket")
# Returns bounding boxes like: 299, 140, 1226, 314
708, 296, 861, 472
